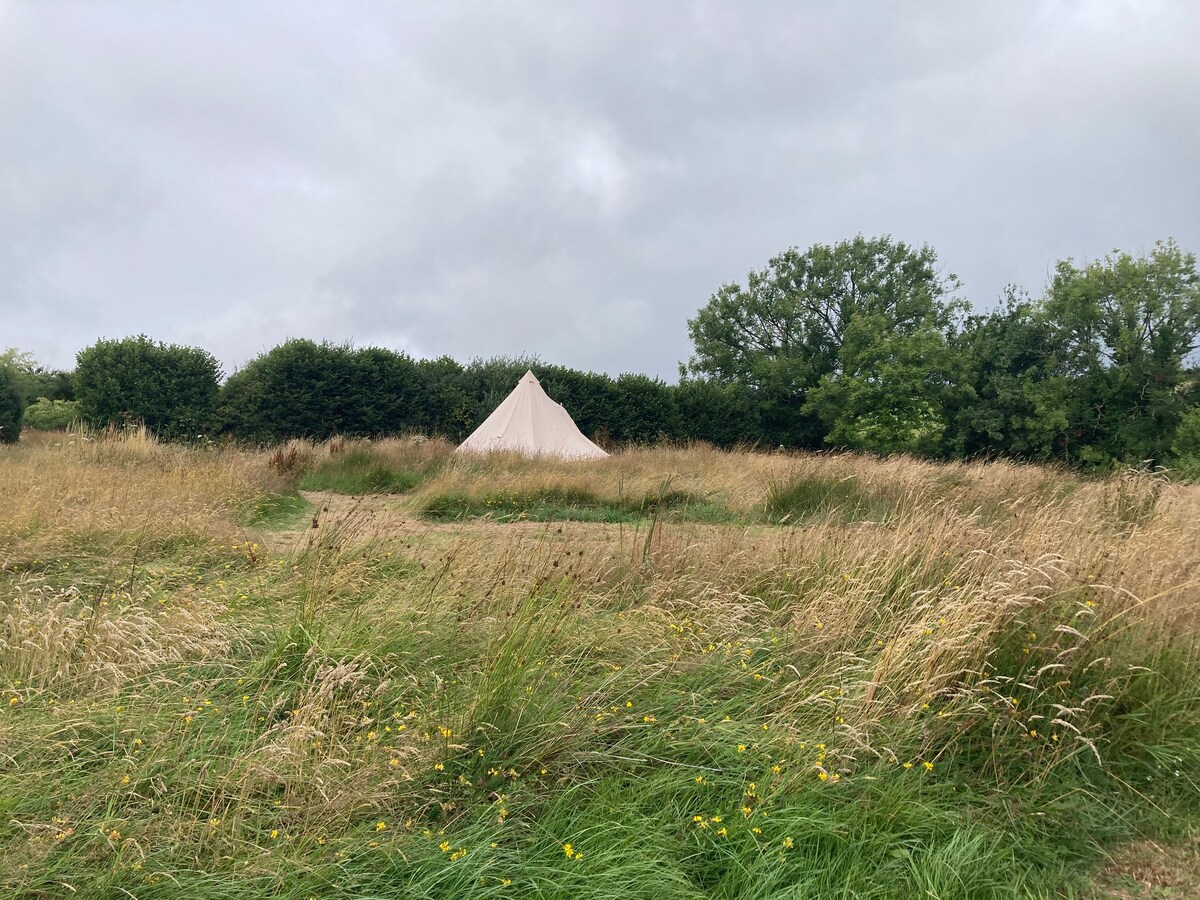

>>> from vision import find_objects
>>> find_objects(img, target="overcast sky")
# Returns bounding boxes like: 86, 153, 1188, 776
2, 1, 1198, 381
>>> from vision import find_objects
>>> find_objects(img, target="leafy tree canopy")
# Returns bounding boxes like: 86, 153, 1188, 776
1042, 239, 1200, 464
0, 348, 75, 404
686, 235, 964, 450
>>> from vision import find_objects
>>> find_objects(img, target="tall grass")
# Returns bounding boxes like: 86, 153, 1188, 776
1, 433, 1198, 897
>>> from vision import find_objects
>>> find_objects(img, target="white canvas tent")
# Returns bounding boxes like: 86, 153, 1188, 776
456, 370, 609, 460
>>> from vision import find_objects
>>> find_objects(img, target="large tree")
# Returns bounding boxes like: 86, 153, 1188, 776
1042, 239, 1200, 464
946, 290, 1070, 459
686, 235, 964, 449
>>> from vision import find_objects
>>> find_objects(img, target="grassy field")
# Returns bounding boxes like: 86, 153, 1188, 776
2, 430, 1199, 899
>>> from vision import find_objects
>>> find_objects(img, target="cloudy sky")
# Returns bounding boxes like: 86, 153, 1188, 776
3, 1, 1198, 380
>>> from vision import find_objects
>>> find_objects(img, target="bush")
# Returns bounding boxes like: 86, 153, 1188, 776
75, 335, 221, 440
221, 340, 425, 442
1172, 406, 1200, 459
0, 368, 24, 443
673, 377, 760, 448
22, 398, 82, 430
611, 374, 680, 443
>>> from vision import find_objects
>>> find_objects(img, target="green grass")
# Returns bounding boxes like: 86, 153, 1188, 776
764, 475, 896, 523
300, 449, 427, 495
6, 549, 1197, 899
4, 444, 1200, 899
422, 487, 737, 524
240, 492, 315, 529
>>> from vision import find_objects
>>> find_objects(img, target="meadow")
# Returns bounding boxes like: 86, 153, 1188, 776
1, 430, 1198, 899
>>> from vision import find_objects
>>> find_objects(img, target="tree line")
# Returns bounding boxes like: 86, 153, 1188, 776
3, 235, 1198, 472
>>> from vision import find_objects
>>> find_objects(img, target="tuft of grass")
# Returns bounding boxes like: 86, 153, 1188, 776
300, 448, 427, 495
240, 492, 314, 529
421, 486, 735, 524
764, 474, 895, 523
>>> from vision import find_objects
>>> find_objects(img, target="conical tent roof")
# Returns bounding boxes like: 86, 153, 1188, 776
456, 371, 609, 460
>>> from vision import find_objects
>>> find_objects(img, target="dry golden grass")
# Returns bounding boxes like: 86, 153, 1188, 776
0, 425, 285, 563
3, 430, 1199, 898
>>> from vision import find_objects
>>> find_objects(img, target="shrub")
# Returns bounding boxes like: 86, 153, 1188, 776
75, 335, 221, 440
0, 367, 23, 443
673, 377, 760, 448
221, 341, 424, 442
22, 398, 82, 430
1172, 406, 1200, 459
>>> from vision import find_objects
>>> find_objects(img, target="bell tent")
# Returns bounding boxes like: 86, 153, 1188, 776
456, 370, 609, 460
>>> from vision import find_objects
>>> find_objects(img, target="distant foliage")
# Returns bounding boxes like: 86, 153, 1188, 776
610, 373, 679, 444
687, 235, 964, 449
0, 366, 24, 444
1041, 240, 1200, 466
8, 236, 1200, 469
221, 340, 424, 442
689, 235, 1200, 469
0, 348, 75, 404
75, 335, 222, 440
415, 356, 475, 441
22, 398, 82, 431
673, 377, 759, 448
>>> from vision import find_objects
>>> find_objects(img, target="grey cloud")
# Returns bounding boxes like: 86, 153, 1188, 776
2, 0, 1197, 380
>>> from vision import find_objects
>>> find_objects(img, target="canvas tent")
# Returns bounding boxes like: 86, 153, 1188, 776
456, 370, 609, 460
